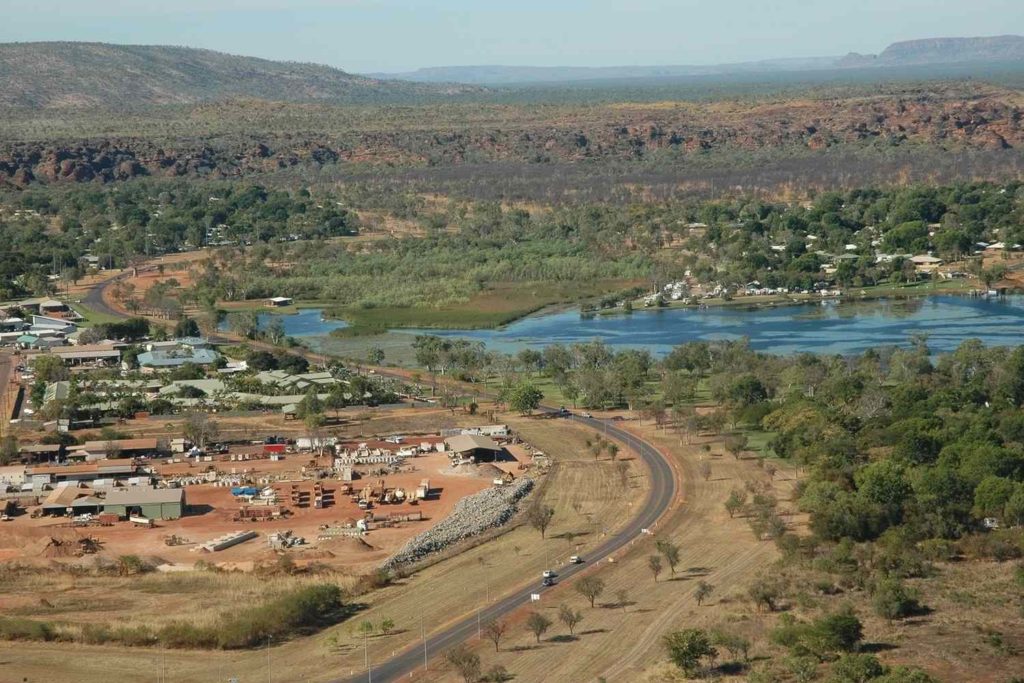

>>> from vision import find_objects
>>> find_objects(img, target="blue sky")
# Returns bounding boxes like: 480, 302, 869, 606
2, 0, 1023, 73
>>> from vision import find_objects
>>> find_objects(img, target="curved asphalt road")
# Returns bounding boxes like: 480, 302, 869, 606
82, 272, 129, 319
81, 274, 679, 681
339, 413, 677, 683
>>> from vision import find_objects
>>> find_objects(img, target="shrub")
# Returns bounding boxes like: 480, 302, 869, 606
871, 577, 922, 622
0, 616, 57, 642
830, 653, 884, 682
772, 606, 863, 661
112, 625, 159, 647
79, 623, 113, 645
216, 584, 345, 649
663, 628, 718, 677
158, 622, 219, 649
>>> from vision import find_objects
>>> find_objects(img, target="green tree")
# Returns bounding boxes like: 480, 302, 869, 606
972, 476, 1019, 519
558, 603, 583, 635
367, 346, 385, 366
725, 488, 748, 518
525, 612, 552, 643
31, 355, 69, 383
173, 317, 201, 338
656, 539, 681, 575
483, 620, 507, 652
297, 387, 324, 419
265, 317, 287, 345
528, 505, 555, 538
663, 629, 717, 677
182, 412, 218, 450
648, 555, 663, 582
871, 578, 921, 623
575, 576, 605, 608
695, 581, 714, 606
0, 435, 18, 465
830, 653, 884, 683
508, 381, 544, 415
1004, 486, 1024, 526
226, 310, 259, 338
444, 643, 481, 683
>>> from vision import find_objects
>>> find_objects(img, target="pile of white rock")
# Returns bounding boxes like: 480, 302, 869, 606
383, 478, 534, 570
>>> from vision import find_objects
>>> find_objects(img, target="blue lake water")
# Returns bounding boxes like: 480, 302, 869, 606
253, 296, 1024, 356
229, 308, 349, 337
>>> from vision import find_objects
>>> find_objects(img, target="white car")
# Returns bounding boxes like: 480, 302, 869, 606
569, 555, 583, 564
542, 569, 557, 579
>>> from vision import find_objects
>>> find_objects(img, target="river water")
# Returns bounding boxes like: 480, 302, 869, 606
259, 295, 1024, 356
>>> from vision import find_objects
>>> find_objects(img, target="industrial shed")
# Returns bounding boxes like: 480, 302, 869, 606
102, 487, 185, 520
444, 434, 504, 464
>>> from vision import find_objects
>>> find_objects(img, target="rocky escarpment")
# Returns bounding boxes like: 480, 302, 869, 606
1, 94, 1021, 188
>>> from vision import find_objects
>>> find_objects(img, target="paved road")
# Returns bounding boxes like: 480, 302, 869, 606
81, 272, 128, 319
80, 273, 680, 681
338, 413, 677, 683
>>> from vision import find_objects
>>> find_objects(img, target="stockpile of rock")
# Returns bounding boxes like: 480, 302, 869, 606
383, 478, 534, 570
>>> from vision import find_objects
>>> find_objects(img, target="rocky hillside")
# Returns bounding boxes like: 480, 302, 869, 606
0, 42, 481, 109
840, 35, 1024, 68
1, 88, 1020, 188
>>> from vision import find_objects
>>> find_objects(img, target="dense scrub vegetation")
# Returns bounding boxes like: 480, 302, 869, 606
7, 179, 1024, 323
146, 180, 1024, 313
3, 77, 1024, 203
0, 583, 350, 649
513, 335, 1024, 542
0, 182, 357, 298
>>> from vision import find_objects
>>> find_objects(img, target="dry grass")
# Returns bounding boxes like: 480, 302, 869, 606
0, 566, 360, 632
0, 412, 643, 682
418, 421, 788, 682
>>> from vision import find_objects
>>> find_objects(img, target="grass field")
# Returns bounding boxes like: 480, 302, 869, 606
419, 418, 792, 682
329, 279, 642, 332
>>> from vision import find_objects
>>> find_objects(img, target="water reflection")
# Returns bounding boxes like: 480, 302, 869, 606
249, 295, 1024, 357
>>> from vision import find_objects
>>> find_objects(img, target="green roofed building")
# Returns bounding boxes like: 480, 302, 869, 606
102, 487, 185, 520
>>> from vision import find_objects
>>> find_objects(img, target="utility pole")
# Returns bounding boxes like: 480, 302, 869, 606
364, 631, 372, 683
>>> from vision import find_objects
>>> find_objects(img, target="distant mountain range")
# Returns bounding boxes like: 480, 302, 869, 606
2, 36, 1022, 110
374, 35, 1024, 85
0, 42, 482, 109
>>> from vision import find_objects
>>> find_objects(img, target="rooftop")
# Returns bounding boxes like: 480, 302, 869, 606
80, 438, 160, 453
104, 487, 184, 506
445, 434, 501, 453
27, 461, 138, 476
138, 347, 220, 368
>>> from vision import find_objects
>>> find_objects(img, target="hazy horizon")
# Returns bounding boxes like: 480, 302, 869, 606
2, 0, 1023, 73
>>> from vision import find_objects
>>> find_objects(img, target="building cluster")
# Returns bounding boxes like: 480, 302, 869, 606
0, 298, 82, 350
0, 437, 185, 522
